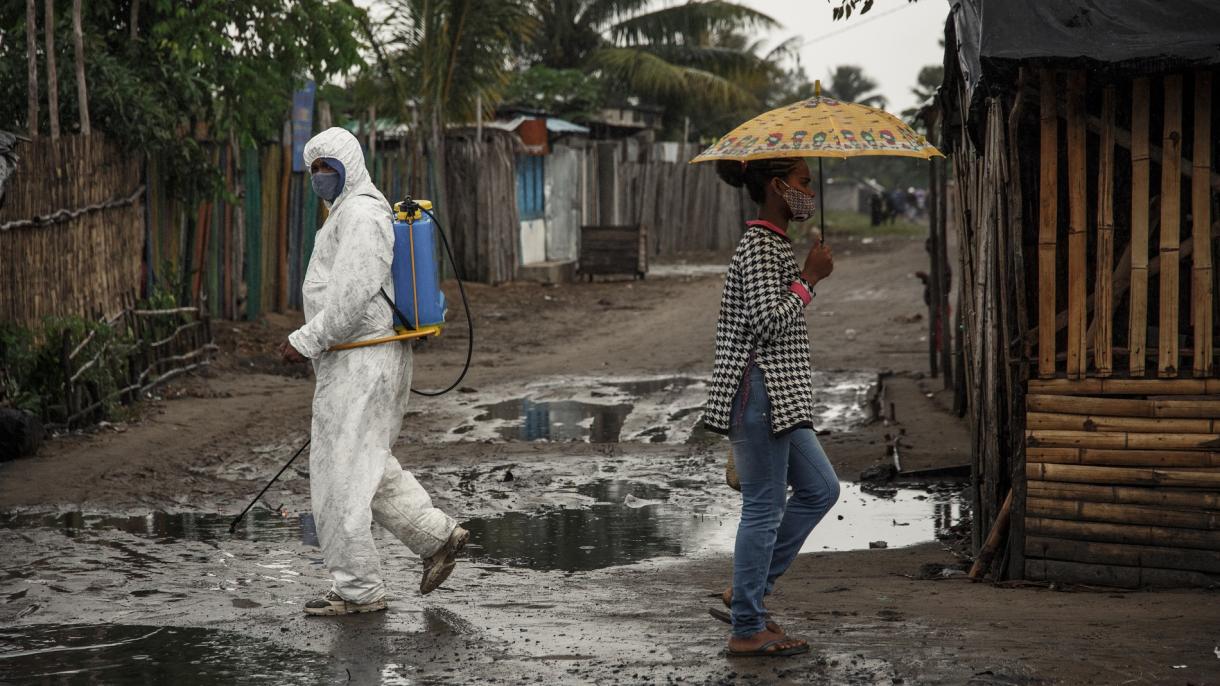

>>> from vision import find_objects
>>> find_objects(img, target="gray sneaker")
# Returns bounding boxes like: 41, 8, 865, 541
304, 590, 387, 616
420, 526, 469, 595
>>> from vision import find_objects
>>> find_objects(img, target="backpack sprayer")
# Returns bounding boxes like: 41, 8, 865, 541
229, 197, 473, 533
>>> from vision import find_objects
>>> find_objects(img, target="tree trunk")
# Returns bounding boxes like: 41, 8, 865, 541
26, 0, 39, 139
130, 0, 139, 41
44, 0, 60, 141
72, 0, 89, 136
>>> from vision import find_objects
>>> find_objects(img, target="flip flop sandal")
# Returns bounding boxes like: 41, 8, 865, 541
727, 638, 810, 658
708, 608, 785, 635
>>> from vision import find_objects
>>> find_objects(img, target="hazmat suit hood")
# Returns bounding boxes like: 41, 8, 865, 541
288, 127, 397, 360
303, 127, 389, 213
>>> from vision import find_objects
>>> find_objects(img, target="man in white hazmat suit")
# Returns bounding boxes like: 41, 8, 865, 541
278, 127, 468, 616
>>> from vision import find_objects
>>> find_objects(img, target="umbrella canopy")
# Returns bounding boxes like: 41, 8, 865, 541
690, 82, 943, 163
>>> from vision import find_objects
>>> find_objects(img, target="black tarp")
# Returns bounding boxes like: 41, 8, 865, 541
950, 0, 1220, 102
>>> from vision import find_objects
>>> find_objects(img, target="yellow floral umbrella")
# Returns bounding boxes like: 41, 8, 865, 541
691, 81, 943, 240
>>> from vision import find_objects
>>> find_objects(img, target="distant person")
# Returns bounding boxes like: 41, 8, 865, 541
708, 157, 840, 658
278, 127, 468, 616
869, 192, 883, 226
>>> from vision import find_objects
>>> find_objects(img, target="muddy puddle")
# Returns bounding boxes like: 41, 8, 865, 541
463, 480, 964, 571
414, 373, 876, 445
3, 480, 961, 577
0, 624, 347, 684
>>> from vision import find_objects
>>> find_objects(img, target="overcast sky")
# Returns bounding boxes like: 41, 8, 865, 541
738, 0, 951, 115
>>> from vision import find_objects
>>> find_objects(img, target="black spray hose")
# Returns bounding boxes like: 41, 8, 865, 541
410, 205, 473, 397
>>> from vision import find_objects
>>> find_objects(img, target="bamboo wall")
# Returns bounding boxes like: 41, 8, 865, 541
946, 64, 1220, 587
0, 135, 144, 325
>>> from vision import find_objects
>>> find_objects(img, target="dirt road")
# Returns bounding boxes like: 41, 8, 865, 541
2, 233, 1217, 685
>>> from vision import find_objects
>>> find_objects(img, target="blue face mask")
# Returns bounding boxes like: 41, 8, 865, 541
311, 170, 343, 202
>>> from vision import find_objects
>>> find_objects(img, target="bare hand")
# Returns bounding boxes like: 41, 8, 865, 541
278, 340, 307, 364
802, 242, 834, 286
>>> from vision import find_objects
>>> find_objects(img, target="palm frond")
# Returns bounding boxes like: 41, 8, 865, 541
610, 1, 778, 47
576, 0, 654, 32
589, 46, 758, 109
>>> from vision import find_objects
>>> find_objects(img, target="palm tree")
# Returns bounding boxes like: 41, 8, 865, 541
824, 64, 886, 109
528, 0, 781, 109
380, 0, 536, 127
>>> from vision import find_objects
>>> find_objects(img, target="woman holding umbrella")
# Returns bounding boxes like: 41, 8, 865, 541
703, 157, 838, 657
695, 82, 941, 658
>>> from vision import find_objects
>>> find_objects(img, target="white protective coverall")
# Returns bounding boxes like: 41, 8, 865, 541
289, 127, 456, 605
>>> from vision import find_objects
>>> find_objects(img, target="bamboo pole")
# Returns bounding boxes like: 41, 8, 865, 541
1028, 446, 1220, 468
1066, 71, 1088, 378
1130, 78, 1151, 376
1026, 536, 1220, 575
1094, 86, 1115, 376
1028, 429, 1220, 452
1027, 377, 1220, 395
1192, 71, 1213, 377
1027, 481, 1220, 511
44, 0, 59, 141
1026, 461, 1220, 488
1026, 412, 1215, 434
1028, 496, 1220, 530
1038, 68, 1059, 379
1027, 394, 1220, 418
969, 489, 1012, 580
1027, 516, 1220, 551
1159, 74, 1183, 377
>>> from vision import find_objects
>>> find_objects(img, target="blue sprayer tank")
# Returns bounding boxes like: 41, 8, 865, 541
390, 199, 446, 332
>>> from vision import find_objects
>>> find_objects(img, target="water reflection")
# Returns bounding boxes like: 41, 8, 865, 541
475, 399, 633, 442
465, 480, 965, 572
455, 373, 875, 444
0, 510, 313, 546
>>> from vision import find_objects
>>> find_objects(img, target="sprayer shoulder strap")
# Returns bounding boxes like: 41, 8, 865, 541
380, 288, 415, 331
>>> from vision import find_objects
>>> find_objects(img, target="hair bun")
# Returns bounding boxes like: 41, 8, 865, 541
715, 159, 746, 188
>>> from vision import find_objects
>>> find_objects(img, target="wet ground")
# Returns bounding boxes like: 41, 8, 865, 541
6, 242, 1219, 685
0, 370, 978, 685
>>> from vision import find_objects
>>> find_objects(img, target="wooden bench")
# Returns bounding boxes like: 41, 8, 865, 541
578, 224, 648, 280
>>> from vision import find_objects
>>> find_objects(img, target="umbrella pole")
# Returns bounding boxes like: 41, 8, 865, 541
818, 157, 826, 245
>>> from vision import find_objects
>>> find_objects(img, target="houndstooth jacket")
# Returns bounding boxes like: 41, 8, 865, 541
703, 221, 816, 436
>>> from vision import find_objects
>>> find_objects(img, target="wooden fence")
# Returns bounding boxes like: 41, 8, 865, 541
0, 136, 144, 326
54, 300, 217, 428
580, 141, 750, 256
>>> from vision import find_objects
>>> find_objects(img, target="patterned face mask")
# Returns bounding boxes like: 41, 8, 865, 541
778, 180, 816, 222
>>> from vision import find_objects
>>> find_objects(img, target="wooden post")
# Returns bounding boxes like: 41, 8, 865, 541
1038, 69, 1059, 378
1129, 78, 1151, 376
928, 158, 940, 377
71, 0, 89, 136
1193, 71, 1214, 377
1094, 86, 1116, 377
44, 0, 60, 141
1066, 72, 1088, 379
26, 0, 39, 139
278, 123, 291, 312
1159, 75, 1183, 377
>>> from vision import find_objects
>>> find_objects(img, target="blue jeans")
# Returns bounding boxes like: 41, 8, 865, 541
730, 363, 840, 638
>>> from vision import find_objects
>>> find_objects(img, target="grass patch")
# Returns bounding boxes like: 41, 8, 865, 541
790, 210, 927, 242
